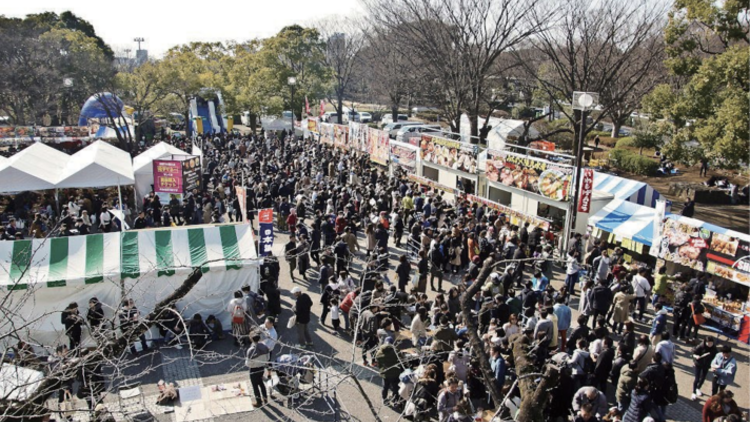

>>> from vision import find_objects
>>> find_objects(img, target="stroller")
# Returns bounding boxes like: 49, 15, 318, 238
270, 354, 316, 401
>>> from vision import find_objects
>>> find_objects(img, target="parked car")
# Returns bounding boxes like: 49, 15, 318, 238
380, 114, 410, 126
384, 121, 423, 139
395, 124, 442, 143
356, 112, 372, 123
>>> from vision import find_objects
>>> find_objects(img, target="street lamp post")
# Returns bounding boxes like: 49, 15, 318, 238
287, 76, 296, 138
565, 91, 599, 254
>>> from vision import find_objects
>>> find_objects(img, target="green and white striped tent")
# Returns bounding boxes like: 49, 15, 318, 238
0, 225, 259, 348
0, 225, 257, 289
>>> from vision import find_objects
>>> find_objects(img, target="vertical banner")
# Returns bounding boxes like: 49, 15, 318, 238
181, 156, 202, 196
649, 199, 668, 257
153, 160, 183, 202
577, 168, 594, 213
235, 186, 248, 223
258, 208, 274, 256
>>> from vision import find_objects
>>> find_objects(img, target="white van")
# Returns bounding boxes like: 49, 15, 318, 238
395, 124, 442, 143
384, 121, 422, 139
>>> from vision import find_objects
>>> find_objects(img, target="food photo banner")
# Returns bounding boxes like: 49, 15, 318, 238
485, 149, 573, 202
655, 218, 750, 285
465, 194, 551, 231
419, 134, 478, 174
333, 124, 349, 150
319, 123, 334, 145
348, 122, 369, 153
407, 174, 460, 196
181, 156, 202, 195
0, 126, 91, 143
368, 127, 390, 166
307, 118, 319, 133
389, 141, 418, 172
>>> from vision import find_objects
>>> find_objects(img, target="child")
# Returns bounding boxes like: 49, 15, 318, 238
330, 298, 341, 333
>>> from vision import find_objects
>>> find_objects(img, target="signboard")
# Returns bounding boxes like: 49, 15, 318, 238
333, 124, 349, 149
258, 208, 274, 257
485, 149, 573, 202
235, 186, 248, 223
407, 174, 460, 196
577, 168, 594, 213
307, 118, 319, 133
389, 141, 418, 172
419, 134, 478, 174
153, 160, 183, 202
0, 126, 91, 143
348, 122, 369, 152
368, 127, 390, 166
465, 194, 551, 231
319, 123, 334, 145
655, 217, 750, 277
181, 156, 202, 195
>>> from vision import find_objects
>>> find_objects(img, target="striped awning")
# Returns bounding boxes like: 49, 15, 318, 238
593, 172, 662, 208
0, 225, 257, 290
588, 199, 657, 246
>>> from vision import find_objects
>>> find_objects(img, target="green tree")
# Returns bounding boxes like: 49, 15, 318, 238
642, 0, 749, 167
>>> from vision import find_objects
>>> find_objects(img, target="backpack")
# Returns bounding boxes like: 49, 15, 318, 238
231, 305, 245, 324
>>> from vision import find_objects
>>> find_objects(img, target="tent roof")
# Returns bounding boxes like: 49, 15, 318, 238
0, 143, 70, 193
0, 364, 44, 401
0, 224, 258, 289
593, 172, 662, 208
57, 141, 135, 188
588, 199, 657, 246
133, 142, 186, 174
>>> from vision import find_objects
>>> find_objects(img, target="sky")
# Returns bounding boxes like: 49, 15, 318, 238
3, 0, 361, 57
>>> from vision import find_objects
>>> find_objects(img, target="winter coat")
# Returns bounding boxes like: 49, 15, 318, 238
623, 390, 653, 422
612, 292, 636, 324
639, 363, 667, 405
294, 293, 313, 324
375, 344, 401, 379
590, 285, 614, 313
702, 395, 741, 422
710, 354, 737, 386
616, 365, 637, 405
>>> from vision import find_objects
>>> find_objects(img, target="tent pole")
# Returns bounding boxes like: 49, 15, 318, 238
117, 183, 124, 229
54, 189, 60, 218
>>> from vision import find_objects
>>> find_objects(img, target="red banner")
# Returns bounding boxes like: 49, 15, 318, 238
259, 208, 274, 224
577, 168, 594, 213
153, 160, 183, 195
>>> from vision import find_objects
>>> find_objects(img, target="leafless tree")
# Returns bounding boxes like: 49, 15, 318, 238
316, 17, 366, 124
521, 0, 668, 146
363, 0, 547, 139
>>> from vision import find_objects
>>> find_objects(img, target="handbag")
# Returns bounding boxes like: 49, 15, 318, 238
691, 303, 706, 325
286, 315, 297, 329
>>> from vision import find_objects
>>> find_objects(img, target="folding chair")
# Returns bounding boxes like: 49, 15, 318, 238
118, 383, 152, 422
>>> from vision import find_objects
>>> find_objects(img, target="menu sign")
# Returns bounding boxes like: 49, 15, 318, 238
407, 174, 460, 196
153, 160, 183, 201
419, 134, 478, 174
307, 118, 319, 133
368, 127, 390, 166
319, 123, 334, 145
485, 149, 573, 202
348, 122, 369, 152
333, 124, 349, 149
465, 194, 551, 231
390, 141, 418, 172
181, 156, 202, 194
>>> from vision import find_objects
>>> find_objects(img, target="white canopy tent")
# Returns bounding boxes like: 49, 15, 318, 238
0, 143, 70, 193
133, 142, 187, 209
58, 141, 135, 188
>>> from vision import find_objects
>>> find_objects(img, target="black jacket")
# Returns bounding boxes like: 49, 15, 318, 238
294, 293, 313, 324
591, 285, 614, 313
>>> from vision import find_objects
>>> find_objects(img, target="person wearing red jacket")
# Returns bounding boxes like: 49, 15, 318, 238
339, 288, 359, 332
702, 390, 741, 422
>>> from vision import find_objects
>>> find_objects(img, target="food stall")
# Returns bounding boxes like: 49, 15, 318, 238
653, 215, 750, 342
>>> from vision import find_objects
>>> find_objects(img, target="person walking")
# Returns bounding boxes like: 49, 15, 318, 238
284, 235, 298, 283
227, 291, 249, 346
291, 286, 313, 349
375, 337, 402, 406
245, 332, 270, 407
631, 268, 651, 322
649, 303, 668, 345
691, 336, 718, 400
710, 345, 737, 395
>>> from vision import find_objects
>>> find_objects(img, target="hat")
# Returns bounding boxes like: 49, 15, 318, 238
291, 286, 302, 295
384, 336, 395, 345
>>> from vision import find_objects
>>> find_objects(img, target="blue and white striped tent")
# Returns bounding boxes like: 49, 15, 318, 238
588, 199, 657, 246
593, 172, 662, 208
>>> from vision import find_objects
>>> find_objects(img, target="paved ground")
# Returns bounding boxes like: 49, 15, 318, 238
58, 223, 748, 422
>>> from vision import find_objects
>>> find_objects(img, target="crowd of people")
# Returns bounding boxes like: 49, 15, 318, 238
4, 129, 746, 422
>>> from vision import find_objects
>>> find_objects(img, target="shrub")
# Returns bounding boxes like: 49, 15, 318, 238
608, 149, 659, 175
615, 137, 636, 149
597, 136, 618, 148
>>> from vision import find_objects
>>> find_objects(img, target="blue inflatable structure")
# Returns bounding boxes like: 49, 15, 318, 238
189, 91, 226, 137
78, 93, 125, 126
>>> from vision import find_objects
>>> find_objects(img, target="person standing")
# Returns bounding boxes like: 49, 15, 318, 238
375, 337, 402, 406
702, 390, 741, 422
622, 378, 653, 422
631, 268, 651, 322
650, 303, 668, 345
553, 296, 572, 351
691, 336, 717, 400
710, 345, 737, 395
291, 287, 313, 349
245, 332, 270, 407
118, 299, 149, 355
396, 255, 411, 293
284, 235, 298, 283
565, 251, 582, 299
61, 302, 84, 350
227, 291, 249, 346
87, 297, 105, 336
